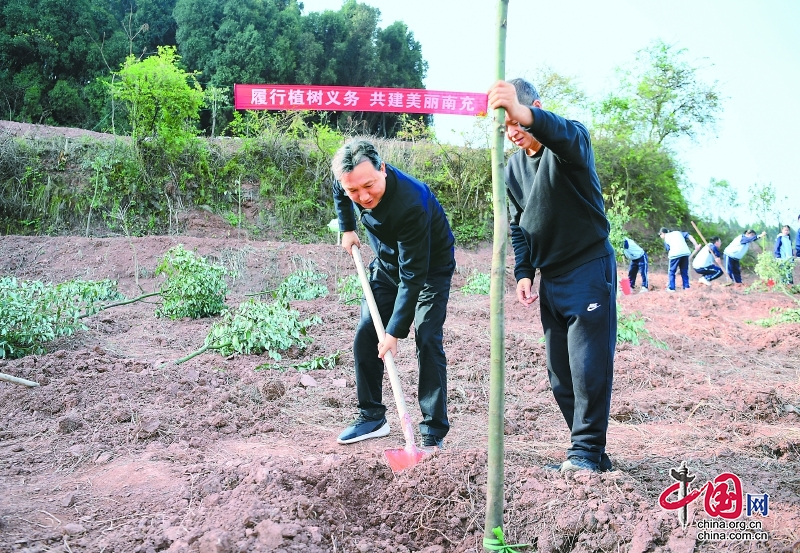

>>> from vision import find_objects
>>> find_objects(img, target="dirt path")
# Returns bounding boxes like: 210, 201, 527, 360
1, 233, 799, 553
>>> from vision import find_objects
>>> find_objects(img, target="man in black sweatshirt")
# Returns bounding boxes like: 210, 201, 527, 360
488, 79, 617, 473
332, 138, 456, 449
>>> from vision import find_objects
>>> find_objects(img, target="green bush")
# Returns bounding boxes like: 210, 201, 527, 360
204, 299, 320, 360
275, 269, 329, 301
461, 271, 491, 295
154, 245, 228, 319
337, 274, 362, 305
0, 277, 122, 358
754, 251, 795, 286
617, 305, 667, 348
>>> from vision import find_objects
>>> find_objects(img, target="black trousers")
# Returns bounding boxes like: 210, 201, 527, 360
538, 254, 617, 464
353, 260, 455, 439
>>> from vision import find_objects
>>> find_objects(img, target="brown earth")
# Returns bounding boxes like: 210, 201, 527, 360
1, 122, 800, 553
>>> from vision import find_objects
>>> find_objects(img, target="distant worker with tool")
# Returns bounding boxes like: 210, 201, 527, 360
723, 229, 766, 285
622, 237, 649, 293
659, 227, 701, 292
488, 78, 616, 473
332, 138, 456, 449
692, 236, 725, 286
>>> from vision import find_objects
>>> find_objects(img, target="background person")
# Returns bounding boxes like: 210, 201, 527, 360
332, 138, 456, 449
692, 236, 725, 286
659, 228, 701, 292
796, 215, 800, 261
774, 225, 795, 284
622, 237, 649, 292
487, 78, 616, 473
723, 229, 766, 285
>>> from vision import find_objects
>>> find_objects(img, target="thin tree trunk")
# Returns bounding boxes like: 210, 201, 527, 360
484, 0, 509, 547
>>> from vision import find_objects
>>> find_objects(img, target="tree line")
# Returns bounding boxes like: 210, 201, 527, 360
7, 0, 777, 257
0, 0, 427, 137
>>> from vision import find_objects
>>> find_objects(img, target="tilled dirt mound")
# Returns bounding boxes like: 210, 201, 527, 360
1, 234, 800, 553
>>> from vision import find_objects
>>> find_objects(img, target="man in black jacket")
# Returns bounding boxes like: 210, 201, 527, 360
488, 79, 617, 472
332, 139, 456, 448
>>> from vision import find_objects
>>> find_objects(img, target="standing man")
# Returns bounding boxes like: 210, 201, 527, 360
659, 227, 701, 292
723, 229, 766, 285
488, 79, 616, 473
692, 236, 725, 286
332, 138, 456, 449
622, 237, 649, 293
774, 225, 795, 284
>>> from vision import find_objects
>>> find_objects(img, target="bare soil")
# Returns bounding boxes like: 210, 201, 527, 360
1, 122, 800, 552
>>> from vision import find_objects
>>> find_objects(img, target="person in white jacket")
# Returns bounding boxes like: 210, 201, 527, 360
692, 236, 725, 286
723, 229, 766, 284
622, 237, 649, 292
659, 227, 701, 291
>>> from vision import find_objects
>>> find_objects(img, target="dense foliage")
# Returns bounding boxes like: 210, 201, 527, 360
0, 0, 427, 137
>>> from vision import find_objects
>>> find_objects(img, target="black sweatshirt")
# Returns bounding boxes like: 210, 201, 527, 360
333, 165, 455, 338
506, 107, 613, 280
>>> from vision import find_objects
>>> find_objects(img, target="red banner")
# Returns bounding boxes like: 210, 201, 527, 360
234, 84, 487, 117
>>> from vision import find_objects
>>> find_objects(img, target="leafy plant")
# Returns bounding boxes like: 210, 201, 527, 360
154, 244, 228, 319
617, 305, 667, 348
1, 277, 122, 358
112, 46, 203, 153
461, 271, 491, 295
337, 274, 362, 305
754, 251, 794, 286
275, 269, 329, 301
256, 350, 341, 372
168, 299, 321, 365
752, 305, 800, 327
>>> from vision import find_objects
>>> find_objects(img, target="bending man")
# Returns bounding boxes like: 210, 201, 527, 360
332, 139, 456, 449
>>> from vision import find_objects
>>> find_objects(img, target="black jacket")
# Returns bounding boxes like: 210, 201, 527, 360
507, 107, 612, 279
333, 165, 454, 338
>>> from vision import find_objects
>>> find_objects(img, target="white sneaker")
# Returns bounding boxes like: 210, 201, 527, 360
698, 277, 711, 286
639, 287, 649, 293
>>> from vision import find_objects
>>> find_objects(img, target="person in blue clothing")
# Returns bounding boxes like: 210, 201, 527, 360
658, 227, 701, 292
774, 225, 795, 284
622, 237, 649, 293
692, 236, 725, 286
723, 229, 766, 285
796, 215, 800, 261
332, 138, 456, 449
488, 78, 616, 473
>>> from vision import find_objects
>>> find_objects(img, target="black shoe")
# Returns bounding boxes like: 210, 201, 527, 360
336, 416, 390, 444
421, 434, 443, 448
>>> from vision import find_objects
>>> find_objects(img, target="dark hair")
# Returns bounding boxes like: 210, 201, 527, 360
508, 78, 541, 106
710, 236, 720, 243
745, 229, 756, 235
332, 139, 383, 180
659, 227, 669, 234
